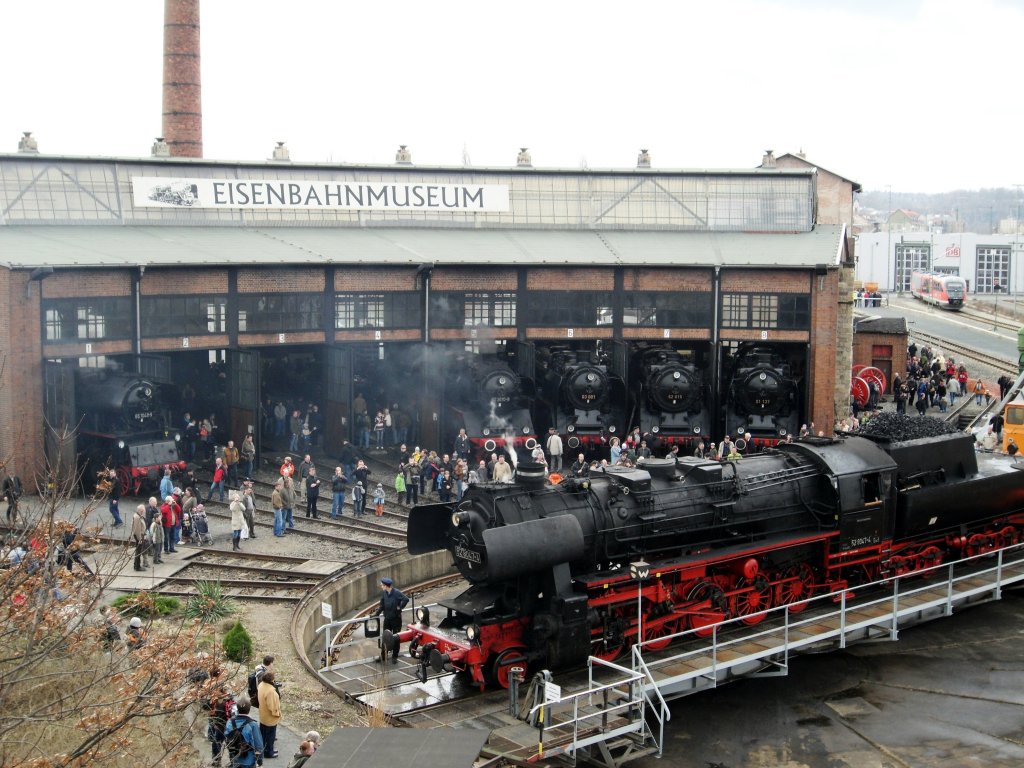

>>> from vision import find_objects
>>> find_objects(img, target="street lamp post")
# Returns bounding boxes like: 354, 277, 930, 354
630, 560, 650, 655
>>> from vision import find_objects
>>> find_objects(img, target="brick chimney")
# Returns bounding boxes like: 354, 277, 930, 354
162, 0, 203, 158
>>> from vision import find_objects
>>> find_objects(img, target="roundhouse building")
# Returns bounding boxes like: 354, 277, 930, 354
0, 148, 852, 486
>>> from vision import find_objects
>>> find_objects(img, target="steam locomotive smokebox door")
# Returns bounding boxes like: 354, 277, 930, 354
408, 503, 459, 555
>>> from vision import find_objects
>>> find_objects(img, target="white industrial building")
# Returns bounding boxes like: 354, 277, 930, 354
855, 231, 1023, 294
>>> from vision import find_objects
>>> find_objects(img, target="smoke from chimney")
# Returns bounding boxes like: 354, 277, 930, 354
162, 0, 203, 158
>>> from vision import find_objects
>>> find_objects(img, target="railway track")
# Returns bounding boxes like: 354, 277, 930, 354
159, 550, 340, 603
907, 329, 1016, 373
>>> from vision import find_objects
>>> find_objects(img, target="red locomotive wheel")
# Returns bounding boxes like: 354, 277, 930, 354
851, 377, 870, 407
775, 563, 815, 612
590, 634, 625, 662
851, 364, 867, 375
491, 648, 527, 689
860, 366, 888, 394
731, 576, 772, 625
642, 617, 678, 651
914, 546, 943, 578
999, 526, 1019, 548
117, 467, 133, 497
687, 582, 728, 638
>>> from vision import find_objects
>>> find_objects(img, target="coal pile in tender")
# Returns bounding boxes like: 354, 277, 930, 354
858, 412, 960, 441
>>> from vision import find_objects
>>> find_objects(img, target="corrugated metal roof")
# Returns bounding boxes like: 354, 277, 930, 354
0, 225, 844, 269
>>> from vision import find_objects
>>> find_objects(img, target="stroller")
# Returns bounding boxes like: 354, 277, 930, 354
192, 506, 213, 546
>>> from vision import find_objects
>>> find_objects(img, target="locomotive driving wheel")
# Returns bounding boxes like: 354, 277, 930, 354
999, 526, 1019, 548
731, 575, 772, 625
117, 467, 133, 497
591, 613, 626, 661
687, 581, 728, 637
775, 563, 815, 613
490, 648, 527, 689
915, 546, 943, 578
642, 615, 678, 651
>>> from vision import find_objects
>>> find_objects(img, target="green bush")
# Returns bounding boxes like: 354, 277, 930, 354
184, 580, 238, 623
111, 593, 181, 618
223, 621, 253, 664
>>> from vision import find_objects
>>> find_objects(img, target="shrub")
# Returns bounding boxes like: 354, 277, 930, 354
111, 592, 181, 617
223, 621, 253, 664
184, 580, 238, 623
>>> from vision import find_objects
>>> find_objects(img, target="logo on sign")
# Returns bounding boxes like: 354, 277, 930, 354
945, 245, 961, 258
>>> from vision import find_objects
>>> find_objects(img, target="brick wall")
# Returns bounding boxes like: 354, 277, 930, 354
42, 270, 131, 298
853, 330, 906, 395
0, 271, 45, 488
238, 267, 325, 292
431, 268, 517, 291
808, 270, 840, 430
335, 268, 419, 291
142, 268, 228, 294
238, 331, 326, 346
144, 335, 229, 352
623, 268, 712, 291
526, 268, 614, 291
162, 0, 203, 158
720, 270, 810, 292
622, 328, 710, 340
431, 328, 517, 341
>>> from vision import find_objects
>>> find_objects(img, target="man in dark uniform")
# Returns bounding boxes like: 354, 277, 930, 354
373, 577, 409, 664
2, 472, 22, 523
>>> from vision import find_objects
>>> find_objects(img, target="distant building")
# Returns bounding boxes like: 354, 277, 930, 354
855, 231, 1021, 294
887, 209, 927, 234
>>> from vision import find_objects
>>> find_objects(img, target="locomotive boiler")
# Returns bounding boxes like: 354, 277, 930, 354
536, 347, 624, 454
392, 426, 1024, 689
73, 368, 185, 495
632, 347, 709, 451
724, 344, 801, 445
447, 357, 537, 459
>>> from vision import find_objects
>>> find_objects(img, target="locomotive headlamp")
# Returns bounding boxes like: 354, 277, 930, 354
451, 511, 469, 527
567, 424, 575, 433
466, 623, 481, 642
672, 371, 681, 380
608, 425, 616, 433
693, 426, 702, 434
522, 426, 530, 435
118, 440, 126, 449
484, 439, 496, 452
652, 426, 660, 434
498, 376, 507, 386
779, 428, 788, 436
759, 373, 767, 381
415, 606, 430, 626
482, 428, 491, 436
174, 432, 182, 442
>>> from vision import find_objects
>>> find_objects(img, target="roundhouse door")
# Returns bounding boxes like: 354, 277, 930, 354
43, 362, 77, 492
325, 346, 352, 454
228, 349, 259, 457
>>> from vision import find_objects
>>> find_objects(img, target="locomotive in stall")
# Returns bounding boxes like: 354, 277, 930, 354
391, 420, 1024, 690
631, 346, 710, 453
74, 367, 186, 495
909, 270, 967, 310
724, 344, 801, 446
446, 354, 538, 460
535, 346, 625, 457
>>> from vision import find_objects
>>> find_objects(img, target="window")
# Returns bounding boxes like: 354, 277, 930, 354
237, 294, 322, 333
527, 292, 606, 326
464, 292, 517, 327
976, 246, 1010, 293
141, 296, 227, 337
721, 294, 809, 330
621, 292, 713, 327
721, 294, 749, 328
42, 298, 131, 342
335, 292, 421, 329
895, 244, 930, 292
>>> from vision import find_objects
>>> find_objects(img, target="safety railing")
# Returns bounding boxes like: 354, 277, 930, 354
631, 542, 1024, 697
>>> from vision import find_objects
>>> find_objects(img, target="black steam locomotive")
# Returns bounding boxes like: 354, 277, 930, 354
74, 368, 185, 495
447, 357, 537, 460
392, 427, 1024, 689
724, 344, 800, 445
632, 347, 710, 451
536, 347, 624, 455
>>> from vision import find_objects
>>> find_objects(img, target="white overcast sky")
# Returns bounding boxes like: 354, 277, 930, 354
3, 0, 1022, 194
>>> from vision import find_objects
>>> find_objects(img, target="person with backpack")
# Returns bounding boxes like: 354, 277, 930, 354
248, 655, 274, 707
203, 673, 232, 767
223, 697, 263, 767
